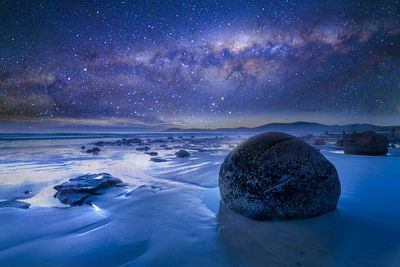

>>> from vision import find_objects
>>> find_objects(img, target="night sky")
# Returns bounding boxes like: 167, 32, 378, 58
1, 0, 400, 131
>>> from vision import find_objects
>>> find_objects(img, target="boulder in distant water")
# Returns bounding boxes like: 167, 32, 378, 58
343, 131, 388, 155
219, 132, 340, 220
53, 173, 123, 205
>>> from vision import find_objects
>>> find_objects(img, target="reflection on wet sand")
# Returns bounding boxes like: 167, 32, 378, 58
217, 201, 400, 266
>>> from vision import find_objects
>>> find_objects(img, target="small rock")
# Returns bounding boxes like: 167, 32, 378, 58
81, 145, 86, 149
113, 140, 123, 146
150, 157, 167, 162
86, 147, 100, 154
175, 149, 190, 158
126, 138, 141, 144
145, 151, 158, 156
136, 146, 150, 151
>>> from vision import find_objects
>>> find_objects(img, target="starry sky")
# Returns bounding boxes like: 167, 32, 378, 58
1, 0, 400, 131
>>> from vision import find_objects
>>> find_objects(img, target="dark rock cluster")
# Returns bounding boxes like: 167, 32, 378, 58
53, 173, 124, 205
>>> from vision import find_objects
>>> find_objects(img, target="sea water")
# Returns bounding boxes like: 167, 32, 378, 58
0, 133, 399, 266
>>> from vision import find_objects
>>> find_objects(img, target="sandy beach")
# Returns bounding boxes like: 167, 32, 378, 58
0, 133, 399, 266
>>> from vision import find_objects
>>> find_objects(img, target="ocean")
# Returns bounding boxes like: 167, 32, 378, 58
0, 132, 399, 266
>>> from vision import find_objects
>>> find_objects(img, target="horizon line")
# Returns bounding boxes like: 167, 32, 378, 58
1, 120, 399, 134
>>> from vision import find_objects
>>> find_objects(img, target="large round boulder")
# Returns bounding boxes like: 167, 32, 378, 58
219, 132, 340, 220
343, 131, 388, 155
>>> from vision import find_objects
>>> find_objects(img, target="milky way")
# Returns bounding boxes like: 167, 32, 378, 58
1, 0, 400, 130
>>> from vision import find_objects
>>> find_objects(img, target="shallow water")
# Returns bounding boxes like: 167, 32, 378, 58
0, 133, 399, 266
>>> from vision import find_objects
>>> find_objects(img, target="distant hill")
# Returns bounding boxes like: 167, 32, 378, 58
164, 122, 400, 134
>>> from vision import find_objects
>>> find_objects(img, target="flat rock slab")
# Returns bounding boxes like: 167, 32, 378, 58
54, 173, 124, 205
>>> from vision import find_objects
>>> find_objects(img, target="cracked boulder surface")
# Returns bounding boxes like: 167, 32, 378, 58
219, 132, 340, 220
